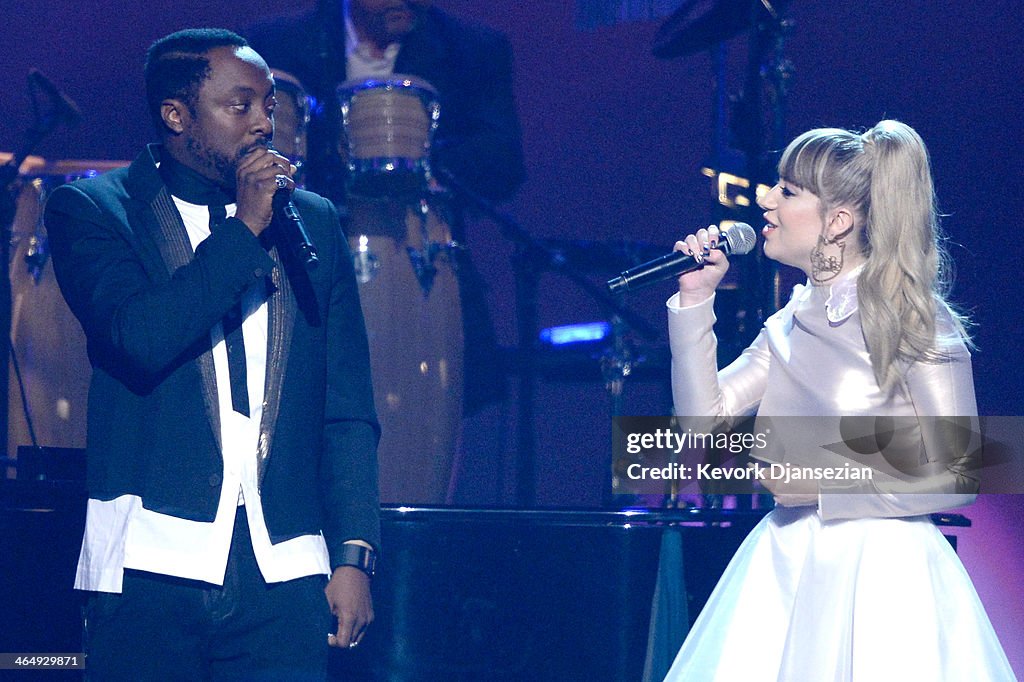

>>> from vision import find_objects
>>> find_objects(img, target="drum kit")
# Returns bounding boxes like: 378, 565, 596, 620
335, 77, 465, 504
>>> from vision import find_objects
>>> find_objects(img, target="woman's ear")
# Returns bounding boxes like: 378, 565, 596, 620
827, 206, 856, 242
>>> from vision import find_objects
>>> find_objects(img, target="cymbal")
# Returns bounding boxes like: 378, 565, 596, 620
653, 0, 776, 59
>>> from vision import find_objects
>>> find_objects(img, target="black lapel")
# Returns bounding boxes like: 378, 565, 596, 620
257, 238, 297, 486
125, 145, 223, 453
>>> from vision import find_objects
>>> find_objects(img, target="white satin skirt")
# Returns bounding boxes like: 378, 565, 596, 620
664, 507, 1017, 681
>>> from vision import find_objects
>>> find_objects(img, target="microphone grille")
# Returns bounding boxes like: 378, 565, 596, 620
723, 223, 757, 255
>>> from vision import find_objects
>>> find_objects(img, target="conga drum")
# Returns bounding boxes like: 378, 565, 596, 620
6, 161, 123, 460
338, 77, 462, 504
338, 76, 440, 198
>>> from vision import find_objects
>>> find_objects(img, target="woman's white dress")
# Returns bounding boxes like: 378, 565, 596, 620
663, 270, 1016, 681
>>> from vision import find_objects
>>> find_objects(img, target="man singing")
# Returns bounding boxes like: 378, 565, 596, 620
45, 28, 380, 680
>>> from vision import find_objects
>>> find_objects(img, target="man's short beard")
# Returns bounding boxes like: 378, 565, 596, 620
185, 136, 236, 187
184, 136, 267, 188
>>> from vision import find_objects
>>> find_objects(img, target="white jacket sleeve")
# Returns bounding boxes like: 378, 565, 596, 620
818, 308, 980, 520
668, 292, 770, 426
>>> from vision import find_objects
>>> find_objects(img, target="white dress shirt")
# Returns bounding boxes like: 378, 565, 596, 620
74, 197, 330, 593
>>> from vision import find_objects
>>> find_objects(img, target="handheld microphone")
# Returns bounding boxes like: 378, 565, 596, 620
267, 143, 318, 270
272, 187, 319, 270
606, 223, 757, 294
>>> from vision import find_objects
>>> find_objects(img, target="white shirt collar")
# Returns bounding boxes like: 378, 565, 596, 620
344, 1, 401, 64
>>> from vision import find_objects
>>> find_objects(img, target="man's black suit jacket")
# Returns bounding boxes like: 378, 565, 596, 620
44, 145, 381, 564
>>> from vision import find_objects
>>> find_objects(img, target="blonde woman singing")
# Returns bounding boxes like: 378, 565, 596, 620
664, 121, 1015, 681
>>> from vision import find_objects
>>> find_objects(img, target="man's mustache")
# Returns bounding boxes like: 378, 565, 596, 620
237, 137, 271, 161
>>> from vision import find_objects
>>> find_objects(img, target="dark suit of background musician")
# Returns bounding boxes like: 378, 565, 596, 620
248, 0, 525, 204
248, 0, 526, 412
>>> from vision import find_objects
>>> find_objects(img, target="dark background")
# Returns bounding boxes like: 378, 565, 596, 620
3, 0, 1021, 673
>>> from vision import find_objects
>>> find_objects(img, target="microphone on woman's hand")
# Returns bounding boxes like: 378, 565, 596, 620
606, 223, 756, 294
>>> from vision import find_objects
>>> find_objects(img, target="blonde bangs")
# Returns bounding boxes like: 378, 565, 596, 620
777, 129, 847, 194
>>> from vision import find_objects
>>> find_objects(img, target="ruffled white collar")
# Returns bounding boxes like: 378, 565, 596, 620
791, 264, 864, 326
824, 264, 863, 324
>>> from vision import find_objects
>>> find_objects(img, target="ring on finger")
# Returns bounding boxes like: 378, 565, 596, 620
275, 175, 289, 190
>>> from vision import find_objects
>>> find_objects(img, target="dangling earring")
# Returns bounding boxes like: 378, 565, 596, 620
811, 232, 845, 283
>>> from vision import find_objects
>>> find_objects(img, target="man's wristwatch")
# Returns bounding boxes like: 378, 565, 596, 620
338, 544, 377, 578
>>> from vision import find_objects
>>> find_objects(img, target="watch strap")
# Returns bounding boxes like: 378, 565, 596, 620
338, 543, 377, 578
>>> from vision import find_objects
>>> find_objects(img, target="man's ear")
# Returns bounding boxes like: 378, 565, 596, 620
160, 99, 188, 135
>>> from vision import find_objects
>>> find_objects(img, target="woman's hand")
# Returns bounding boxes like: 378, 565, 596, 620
676, 224, 730, 306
